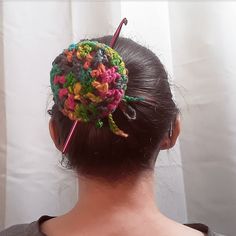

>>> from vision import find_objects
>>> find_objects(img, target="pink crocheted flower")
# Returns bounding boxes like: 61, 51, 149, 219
107, 103, 117, 112
106, 89, 124, 112
100, 66, 121, 83
67, 94, 76, 110
58, 88, 68, 99
106, 89, 123, 100
54, 75, 66, 85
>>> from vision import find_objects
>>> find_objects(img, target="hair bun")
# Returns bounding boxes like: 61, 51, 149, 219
50, 40, 129, 126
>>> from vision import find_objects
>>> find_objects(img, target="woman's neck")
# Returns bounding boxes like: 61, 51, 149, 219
41, 170, 206, 236
69, 170, 161, 218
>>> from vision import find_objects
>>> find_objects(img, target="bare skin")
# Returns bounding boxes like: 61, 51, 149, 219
41, 117, 206, 236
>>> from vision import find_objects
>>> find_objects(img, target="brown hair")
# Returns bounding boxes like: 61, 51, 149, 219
48, 36, 178, 183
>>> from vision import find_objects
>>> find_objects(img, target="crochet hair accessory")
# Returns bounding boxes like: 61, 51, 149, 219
50, 18, 144, 154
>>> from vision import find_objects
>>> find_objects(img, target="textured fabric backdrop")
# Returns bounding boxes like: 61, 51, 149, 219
0, 1, 235, 236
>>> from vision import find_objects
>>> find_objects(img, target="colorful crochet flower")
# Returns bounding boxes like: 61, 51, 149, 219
50, 40, 143, 137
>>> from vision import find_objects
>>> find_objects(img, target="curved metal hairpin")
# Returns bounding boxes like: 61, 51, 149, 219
62, 18, 128, 154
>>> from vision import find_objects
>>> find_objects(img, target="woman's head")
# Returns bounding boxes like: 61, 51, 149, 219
48, 36, 179, 183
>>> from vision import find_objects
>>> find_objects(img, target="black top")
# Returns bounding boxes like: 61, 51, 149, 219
0, 215, 225, 236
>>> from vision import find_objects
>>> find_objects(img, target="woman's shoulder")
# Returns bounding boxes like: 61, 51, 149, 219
0, 215, 226, 236
0, 222, 40, 236
0, 223, 32, 236
0, 215, 53, 236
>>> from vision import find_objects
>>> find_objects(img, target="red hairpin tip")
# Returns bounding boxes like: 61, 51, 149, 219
110, 18, 128, 49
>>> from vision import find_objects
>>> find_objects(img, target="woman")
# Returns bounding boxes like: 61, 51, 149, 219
0, 18, 224, 236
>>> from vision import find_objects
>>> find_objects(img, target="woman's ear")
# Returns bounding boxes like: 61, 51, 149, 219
160, 116, 180, 150
49, 118, 63, 152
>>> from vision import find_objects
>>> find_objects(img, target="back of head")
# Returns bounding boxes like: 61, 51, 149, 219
48, 35, 178, 183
